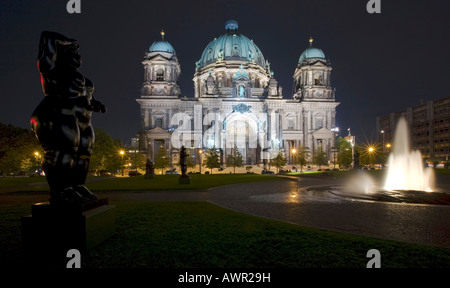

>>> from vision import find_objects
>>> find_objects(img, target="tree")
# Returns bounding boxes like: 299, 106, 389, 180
203, 146, 220, 174
129, 151, 146, 171
336, 137, 353, 169
90, 128, 124, 175
271, 152, 287, 174
293, 145, 309, 172
226, 145, 243, 173
0, 122, 42, 175
186, 150, 197, 169
154, 145, 170, 174
313, 145, 328, 170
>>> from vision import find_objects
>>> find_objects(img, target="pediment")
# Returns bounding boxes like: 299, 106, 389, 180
147, 54, 171, 62
233, 75, 250, 82
310, 60, 327, 67
148, 127, 169, 134
311, 127, 334, 137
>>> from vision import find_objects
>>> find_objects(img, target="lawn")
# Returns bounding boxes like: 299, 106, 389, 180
1, 201, 449, 268
0, 173, 290, 193
86, 174, 291, 191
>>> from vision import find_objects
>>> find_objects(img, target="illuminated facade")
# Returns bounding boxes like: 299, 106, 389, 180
136, 21, 339, 166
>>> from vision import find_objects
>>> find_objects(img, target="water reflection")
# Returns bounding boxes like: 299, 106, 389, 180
250, 187, 344, 204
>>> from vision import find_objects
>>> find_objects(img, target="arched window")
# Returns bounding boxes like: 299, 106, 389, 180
155, 117, 163, 128
314, 73, 322, 85
315, 117, 324, 129
156, 69, 164, 81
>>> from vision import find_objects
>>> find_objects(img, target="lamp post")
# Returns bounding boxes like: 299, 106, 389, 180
34, 151, 42, 175
198, 149, 203, 174
368, 146, 374, 169
291, 148, 296, 166
119, 150, 125, 176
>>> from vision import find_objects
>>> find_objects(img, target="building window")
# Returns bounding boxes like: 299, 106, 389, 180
156, 69, 164, 81
314, 74, 322, 85
288, 119, 294, 130
316, 118, 323, 129
155, 118, 163, 128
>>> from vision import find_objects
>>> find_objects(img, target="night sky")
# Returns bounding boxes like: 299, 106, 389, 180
0, 0, 449, 145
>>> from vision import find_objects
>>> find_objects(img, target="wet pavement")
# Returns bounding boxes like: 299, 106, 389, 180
207, 177, 450, 248
2, 175, 450, 248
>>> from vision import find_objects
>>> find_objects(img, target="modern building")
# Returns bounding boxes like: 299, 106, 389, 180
376, 97, 450, 162
136, 20, 339, 167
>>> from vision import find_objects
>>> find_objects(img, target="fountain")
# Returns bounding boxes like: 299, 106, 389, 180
384, 117, 435, 192
328, 117, 449, 205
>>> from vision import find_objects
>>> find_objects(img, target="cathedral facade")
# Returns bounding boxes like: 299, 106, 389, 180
136, 20, 339, 167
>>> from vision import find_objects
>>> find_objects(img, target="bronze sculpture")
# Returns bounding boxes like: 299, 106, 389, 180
180, 146, 187, 176
145, 159, 154, 178
178, 146, 190, 184
30, 31, 106, 205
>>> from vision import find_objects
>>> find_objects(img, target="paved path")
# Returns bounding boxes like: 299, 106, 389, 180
207, 178, 450, 248
2, 176, 450, 248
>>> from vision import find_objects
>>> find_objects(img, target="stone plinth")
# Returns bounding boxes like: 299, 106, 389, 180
22, 198, 115, 267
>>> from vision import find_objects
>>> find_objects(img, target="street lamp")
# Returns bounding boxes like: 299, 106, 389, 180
368, 146, 376, 169
198, 149, 203, 174
291, 148, 296, 165
33, 151, 42, 175
119, 149, 125, 176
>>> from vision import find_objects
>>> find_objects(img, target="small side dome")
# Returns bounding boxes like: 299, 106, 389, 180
298, 37, 325, 63
149, 30, 176, 54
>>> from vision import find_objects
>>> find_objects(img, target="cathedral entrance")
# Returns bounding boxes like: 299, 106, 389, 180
224, 113, 259, 165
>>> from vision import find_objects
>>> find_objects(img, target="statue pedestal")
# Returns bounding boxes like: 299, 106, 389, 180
21, 199, 115, 267
178, 174, 191, 184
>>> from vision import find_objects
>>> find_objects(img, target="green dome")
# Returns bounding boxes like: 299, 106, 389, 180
149, 40, 176, 54
298, 47, 325, 63
197, 20, 265, 68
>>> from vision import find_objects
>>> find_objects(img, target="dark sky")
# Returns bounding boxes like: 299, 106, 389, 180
1, 0, 449, 145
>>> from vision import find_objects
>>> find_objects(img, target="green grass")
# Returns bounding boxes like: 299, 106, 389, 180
0, 174, 290, 193
435, 169, 450, 175
0, 176, 47, 188
87, 174, 290, 191
2, 202, 448, 268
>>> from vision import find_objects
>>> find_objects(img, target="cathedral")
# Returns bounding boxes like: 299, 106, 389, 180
136, 20, 339, 168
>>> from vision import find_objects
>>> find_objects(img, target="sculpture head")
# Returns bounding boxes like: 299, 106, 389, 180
37, 31, 84, 97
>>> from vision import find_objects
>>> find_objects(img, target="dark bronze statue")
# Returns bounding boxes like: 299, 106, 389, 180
145, 159, 154, 178
30, 31, 106, 205
178, 146, 190, 184
180, 146, 187, 176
